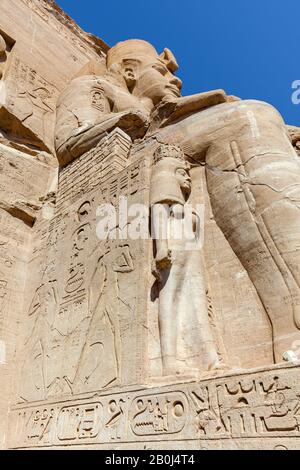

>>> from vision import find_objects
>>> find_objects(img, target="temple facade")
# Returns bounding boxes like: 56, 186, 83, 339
1, 0, 300, 450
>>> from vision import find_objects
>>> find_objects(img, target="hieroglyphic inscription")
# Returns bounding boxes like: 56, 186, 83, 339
8, 57, 59, 143
57, 402, 102, 441
130, 392, 187, 436
217, 375, 300, 437
105, 398, 126, 440
9, 364, 300, 448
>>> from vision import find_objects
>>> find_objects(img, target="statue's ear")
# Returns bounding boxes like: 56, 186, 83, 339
121, 59, 140, 91
159, 48, 178, 73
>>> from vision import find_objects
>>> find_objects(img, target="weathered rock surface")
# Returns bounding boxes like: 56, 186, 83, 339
1, 1, 300, 451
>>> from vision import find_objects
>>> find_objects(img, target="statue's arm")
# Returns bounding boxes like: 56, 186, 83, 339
154, 237, 172, 269
151, 204, 172, 279
149, 90, 241, 132
172, 89, 227, 115
56, 108, 149, 164
55, 75, 150, 165
158, 89, 227, 125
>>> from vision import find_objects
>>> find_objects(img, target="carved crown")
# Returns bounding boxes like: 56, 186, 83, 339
153, 144, 185, 164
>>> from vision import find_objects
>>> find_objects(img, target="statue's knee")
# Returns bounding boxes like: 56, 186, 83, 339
239, 99, 285, 127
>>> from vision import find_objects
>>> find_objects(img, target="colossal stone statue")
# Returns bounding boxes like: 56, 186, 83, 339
3, 0, 300, 450
55, 39, 300, 364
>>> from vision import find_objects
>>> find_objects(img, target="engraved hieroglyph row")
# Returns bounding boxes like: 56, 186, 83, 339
0, 143, 55, 217
8, 364, 300, 448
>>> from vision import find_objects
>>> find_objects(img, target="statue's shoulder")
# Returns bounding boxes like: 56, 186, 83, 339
58, 75, 114, 104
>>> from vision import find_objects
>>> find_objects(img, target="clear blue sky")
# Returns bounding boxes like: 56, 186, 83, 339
57, 0, 300, 125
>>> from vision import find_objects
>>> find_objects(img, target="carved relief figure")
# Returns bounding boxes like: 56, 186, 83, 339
55, 39, 300, 364
150, 144, 220, 376
17, 86, 54, 142
0, 276, 8, 349
6, 58, 58, 151
190, 387, 224, 437
73, 243, 134, 391
20, 280, 58, 401
47, 203, 92, 394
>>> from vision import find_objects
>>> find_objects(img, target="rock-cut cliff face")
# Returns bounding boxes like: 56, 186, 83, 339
1, 0, 300, 452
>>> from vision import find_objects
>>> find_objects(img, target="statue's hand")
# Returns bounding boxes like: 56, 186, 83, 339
155, 248, 172, 270
151, 259, 161, 282
151, 89, 228, 129
151, 248, 172, 281
191, 89, 227, 107
117, 109, 150, 137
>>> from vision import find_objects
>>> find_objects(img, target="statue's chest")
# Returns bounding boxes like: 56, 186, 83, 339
112, 91, 145, 114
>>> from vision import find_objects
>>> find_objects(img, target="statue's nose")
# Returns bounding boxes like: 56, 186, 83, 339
170, 76, 182, 91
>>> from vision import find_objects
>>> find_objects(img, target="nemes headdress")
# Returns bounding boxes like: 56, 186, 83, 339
107, 39, 178, 73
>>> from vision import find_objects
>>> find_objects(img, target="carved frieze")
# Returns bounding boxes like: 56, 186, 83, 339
9, 365, 300, 448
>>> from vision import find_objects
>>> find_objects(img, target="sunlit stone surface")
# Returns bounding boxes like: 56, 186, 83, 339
1, 0, 300, 450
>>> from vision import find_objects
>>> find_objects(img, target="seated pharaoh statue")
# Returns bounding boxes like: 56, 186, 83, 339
55, 39, 300, 369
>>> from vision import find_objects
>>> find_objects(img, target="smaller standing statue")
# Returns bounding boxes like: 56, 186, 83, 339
150, 144, 221, 376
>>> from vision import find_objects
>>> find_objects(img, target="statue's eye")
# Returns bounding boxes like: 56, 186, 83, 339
152, 64, 168, 75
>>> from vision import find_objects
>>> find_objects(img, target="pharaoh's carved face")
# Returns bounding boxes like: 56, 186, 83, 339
133, 59, 182, 105
107, 41, 181, 106
175, 166, 191, 196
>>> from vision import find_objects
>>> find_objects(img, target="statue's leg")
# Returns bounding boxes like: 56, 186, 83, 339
158, 267, 178, 376
205, 100, 300, 362
158, 252, 220, 376
174, 251, 220, 372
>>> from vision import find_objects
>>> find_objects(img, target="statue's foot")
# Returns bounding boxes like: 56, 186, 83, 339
175, 367, 202, 377
282, 350, 300, 363
208, 359, 229, 372
162, 364, 201, 378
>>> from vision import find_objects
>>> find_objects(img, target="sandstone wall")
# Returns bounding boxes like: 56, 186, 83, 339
0, 0, 107, 449
1, 0, 300, 451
